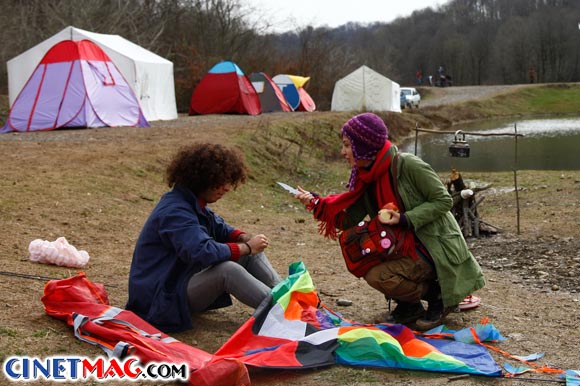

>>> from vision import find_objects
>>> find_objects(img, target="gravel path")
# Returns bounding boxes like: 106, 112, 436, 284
420, 84, 530, 107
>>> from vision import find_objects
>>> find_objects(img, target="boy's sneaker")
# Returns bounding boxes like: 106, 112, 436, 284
385, 302, 425, 325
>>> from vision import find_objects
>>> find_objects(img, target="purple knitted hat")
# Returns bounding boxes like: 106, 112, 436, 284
341, 113, 388, 189
341, 113, 388, 161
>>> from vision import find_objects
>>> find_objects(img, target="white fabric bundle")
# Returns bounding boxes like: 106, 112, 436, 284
29, 237, 90, 268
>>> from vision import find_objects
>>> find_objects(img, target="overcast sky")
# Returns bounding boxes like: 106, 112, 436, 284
244, 0, 448, 33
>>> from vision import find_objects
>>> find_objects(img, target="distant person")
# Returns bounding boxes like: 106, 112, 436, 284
294, 113, 485, 331
126, 143, 282, 332
428, 75, 433, 86
438, 65, 446, 87
416, 70, 423, 85
528, 66, 536, 83
445, 75, 453, 87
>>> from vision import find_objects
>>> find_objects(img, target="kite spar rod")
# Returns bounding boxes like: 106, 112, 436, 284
502, 377, 565, 384
0, 271, 118, 287
448, 373, 566, 384
0, 271, 62, 282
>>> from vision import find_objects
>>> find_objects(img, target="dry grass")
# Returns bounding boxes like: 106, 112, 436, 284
0, 108, 579, 385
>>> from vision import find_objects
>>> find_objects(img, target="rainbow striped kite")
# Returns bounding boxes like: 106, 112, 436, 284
216, 261, 502, 376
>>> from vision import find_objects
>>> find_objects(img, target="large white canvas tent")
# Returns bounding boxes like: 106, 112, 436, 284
7, 26, 177, 121
331, 65, 401, 113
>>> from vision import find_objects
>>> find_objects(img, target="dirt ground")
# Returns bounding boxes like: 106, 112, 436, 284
0, 108, 579, 385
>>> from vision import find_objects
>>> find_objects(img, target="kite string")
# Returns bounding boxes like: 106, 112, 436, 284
480, 342, 565, 376
422, 317, 566, 377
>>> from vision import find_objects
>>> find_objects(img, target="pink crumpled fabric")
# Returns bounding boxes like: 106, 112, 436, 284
29, 237, 90, 268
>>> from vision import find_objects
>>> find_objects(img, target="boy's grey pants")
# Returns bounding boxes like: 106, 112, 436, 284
187, 252, 281, 312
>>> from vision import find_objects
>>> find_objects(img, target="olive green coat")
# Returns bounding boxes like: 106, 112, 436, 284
340, 150, 485, 307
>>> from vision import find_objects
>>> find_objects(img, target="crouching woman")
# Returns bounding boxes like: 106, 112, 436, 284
296, 113, 485, 330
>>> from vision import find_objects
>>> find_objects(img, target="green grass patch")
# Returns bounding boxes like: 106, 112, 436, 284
32, 329, 52, 338
241, 115, 347, 189
523, 84, 580, 112
0, 327, 18, 337
420, 83, 580, 128
465, 84, 580, 117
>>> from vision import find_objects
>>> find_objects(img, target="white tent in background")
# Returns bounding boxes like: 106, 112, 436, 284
331, 65, 401, 113
7, 26, 177, 121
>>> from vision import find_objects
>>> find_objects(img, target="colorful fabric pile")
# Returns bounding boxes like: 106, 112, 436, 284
42, 263, 579, 384
216, 261, 502, 376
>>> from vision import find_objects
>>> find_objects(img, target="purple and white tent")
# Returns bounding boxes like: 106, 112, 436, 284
1, 39, 149, 133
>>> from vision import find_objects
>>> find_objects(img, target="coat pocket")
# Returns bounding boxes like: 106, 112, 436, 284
438, 232, 469, 265
147, 287, 187, 331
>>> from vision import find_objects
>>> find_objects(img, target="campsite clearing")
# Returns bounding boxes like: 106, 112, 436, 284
7, 26, 177, 122
0, 86, 579, 385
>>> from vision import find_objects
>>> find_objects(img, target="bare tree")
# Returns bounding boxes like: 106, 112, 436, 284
2, 0, 580, 110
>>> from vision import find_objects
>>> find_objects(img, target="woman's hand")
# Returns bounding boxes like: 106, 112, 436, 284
296, 186, 314, 207
378, 209, 401, 225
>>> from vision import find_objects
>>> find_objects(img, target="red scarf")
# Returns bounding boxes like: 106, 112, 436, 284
313, 141, 417, 259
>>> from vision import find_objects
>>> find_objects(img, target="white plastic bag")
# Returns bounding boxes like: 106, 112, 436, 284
29, 237, 90, 268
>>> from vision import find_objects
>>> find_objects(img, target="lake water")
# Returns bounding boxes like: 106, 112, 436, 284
399, 117, 580, 172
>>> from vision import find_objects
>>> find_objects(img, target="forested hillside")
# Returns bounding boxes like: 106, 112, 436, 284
1, 0, 579, 111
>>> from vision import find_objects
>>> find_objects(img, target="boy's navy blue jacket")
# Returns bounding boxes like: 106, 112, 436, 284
126, 185, 236, 332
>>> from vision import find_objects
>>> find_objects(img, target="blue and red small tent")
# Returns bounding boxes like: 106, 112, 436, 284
272, 74, 316, 112
249, 72, 291, 113
189, 61, 261, 115
2, 39, 149, 133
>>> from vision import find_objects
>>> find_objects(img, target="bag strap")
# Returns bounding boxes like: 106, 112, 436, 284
390, 152, 405, 212
389, 152, 409, 257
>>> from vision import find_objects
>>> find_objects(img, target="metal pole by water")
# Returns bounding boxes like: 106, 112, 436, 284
414, 123, 418, 155
413, 124, 524, 235
514, 123, 521, 234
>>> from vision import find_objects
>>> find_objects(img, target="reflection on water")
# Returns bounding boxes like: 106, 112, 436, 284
399, 117, 580, 171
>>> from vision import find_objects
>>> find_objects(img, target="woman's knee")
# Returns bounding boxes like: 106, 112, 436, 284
365, 266, 424, 302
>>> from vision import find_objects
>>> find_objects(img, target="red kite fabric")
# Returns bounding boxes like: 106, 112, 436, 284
42, 272, 249, 386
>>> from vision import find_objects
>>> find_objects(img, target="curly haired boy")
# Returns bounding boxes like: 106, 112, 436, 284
126, 143, 281, 332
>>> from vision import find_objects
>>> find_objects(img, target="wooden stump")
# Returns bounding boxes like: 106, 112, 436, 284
446, 169, 499, 238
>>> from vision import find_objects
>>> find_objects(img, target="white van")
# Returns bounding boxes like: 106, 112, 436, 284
400, 87, 421, 109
